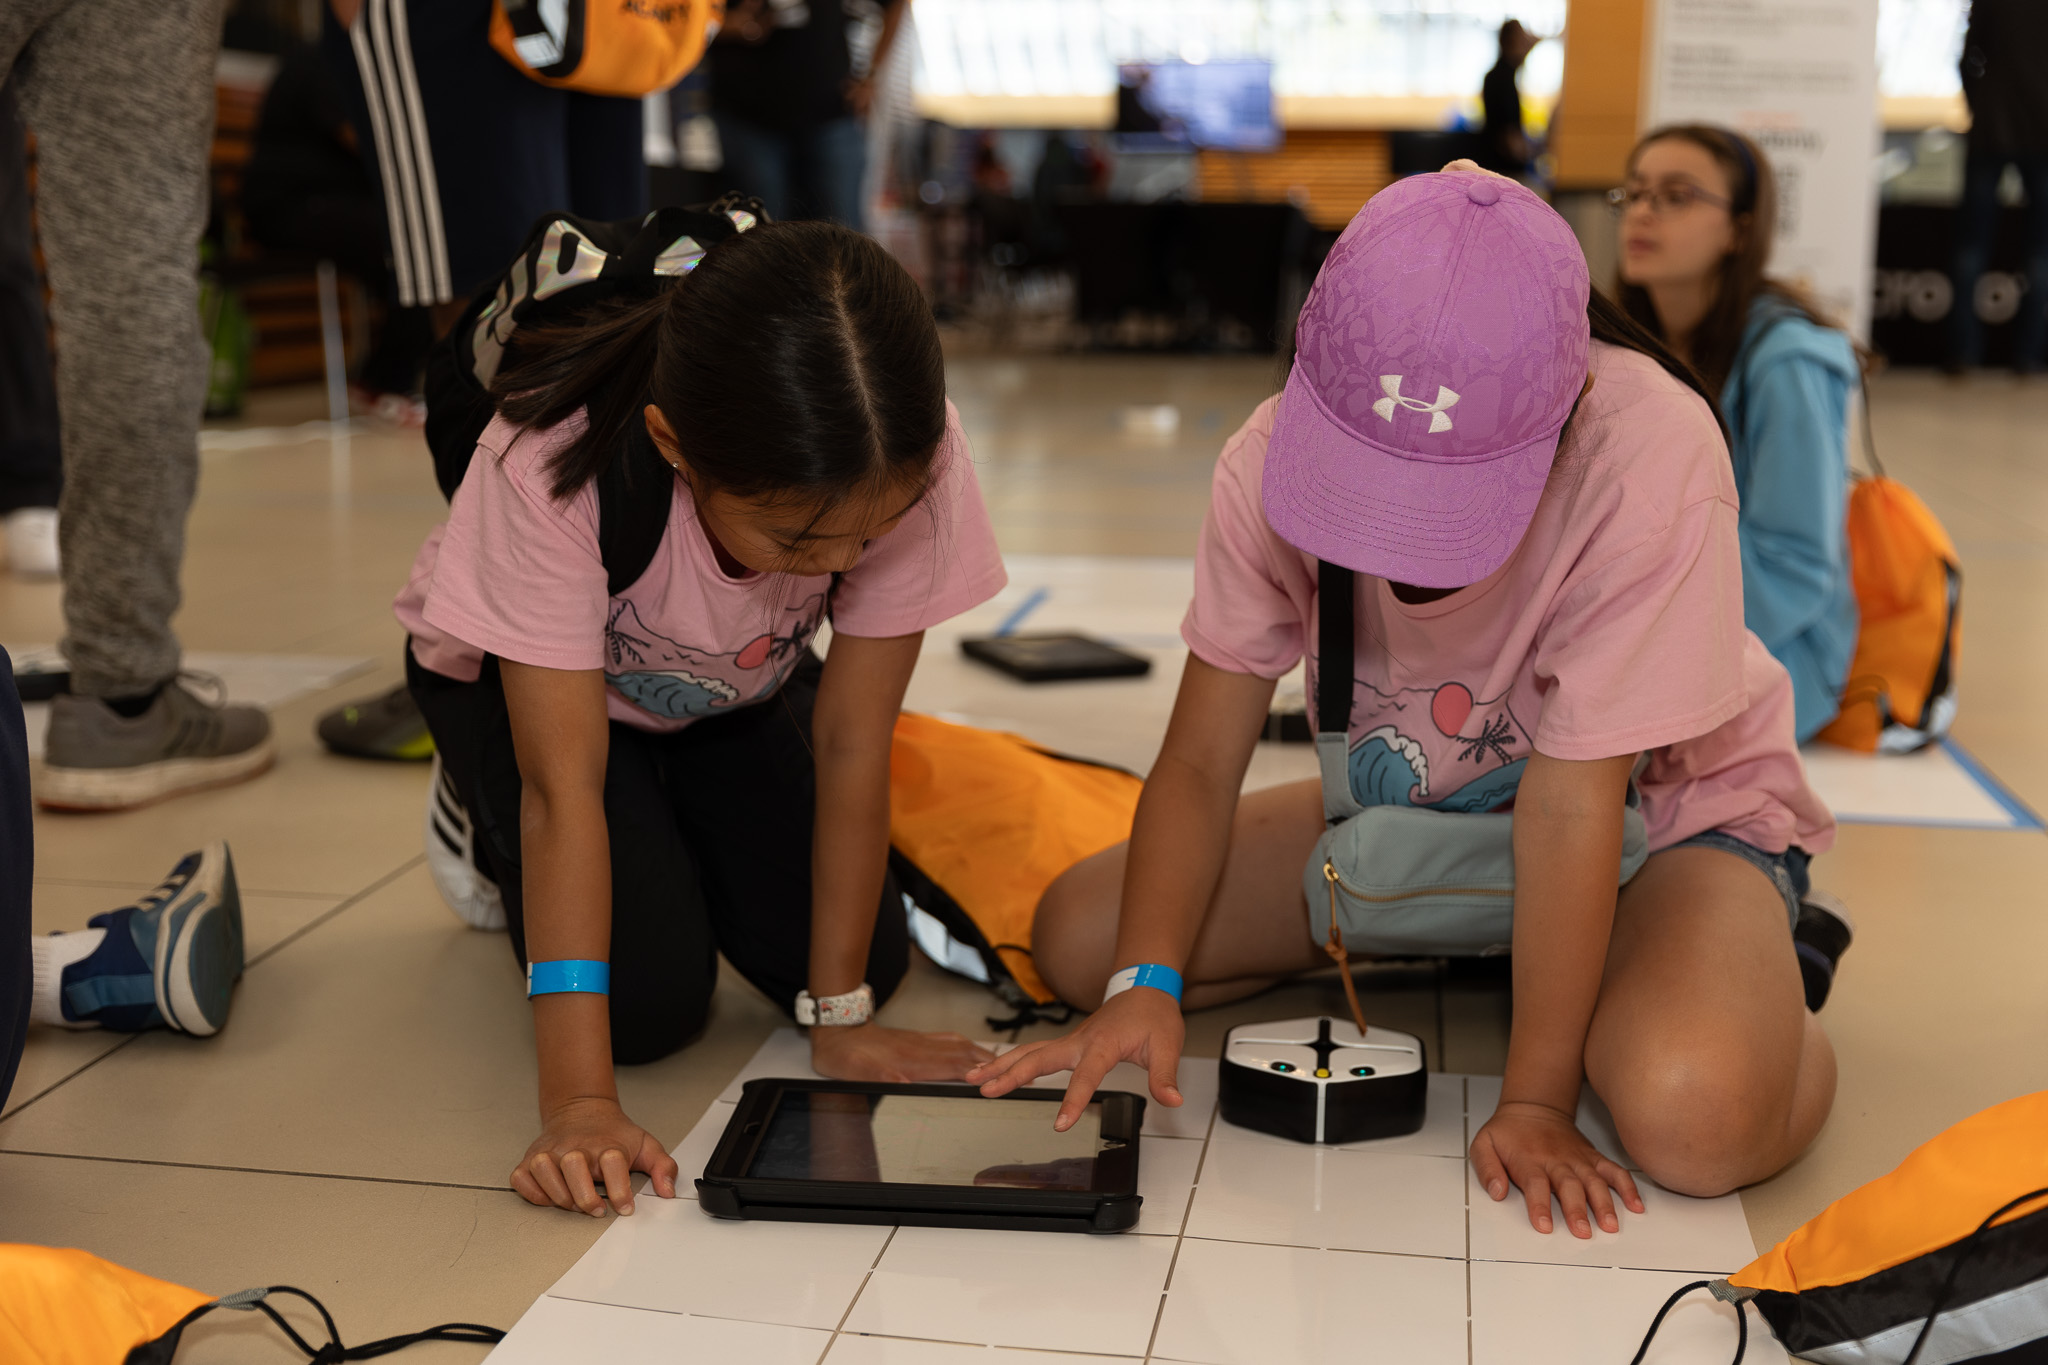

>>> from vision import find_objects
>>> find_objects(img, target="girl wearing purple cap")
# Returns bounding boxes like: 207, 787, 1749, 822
972, 167, 1840, 1238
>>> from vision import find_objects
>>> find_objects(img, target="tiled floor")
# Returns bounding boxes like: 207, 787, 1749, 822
500, 1032, 1781, 1364
0, 360, 2045, 1361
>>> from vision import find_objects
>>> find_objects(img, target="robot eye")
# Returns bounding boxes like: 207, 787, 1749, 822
1269, 1060, 1297, 1073
1350, 1066, 1375, 1077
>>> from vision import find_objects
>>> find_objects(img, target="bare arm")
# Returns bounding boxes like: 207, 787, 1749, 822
500, 660, 678, 1217
1109, 656, 1277, 975
806, 630, 923, 998
971, 655, 1275, 1126
806, 630, 994, 1080
1470, 748, 1645, 1235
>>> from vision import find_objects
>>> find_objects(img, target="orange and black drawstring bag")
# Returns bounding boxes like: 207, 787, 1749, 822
1628, 1090, 2048, 1364
0, 1245, 501, 1364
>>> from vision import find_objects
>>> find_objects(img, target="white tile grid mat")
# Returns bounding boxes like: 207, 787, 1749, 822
489, 1029, 1785, 1365
4, 645, 374, 755
889, 555, 2037, 828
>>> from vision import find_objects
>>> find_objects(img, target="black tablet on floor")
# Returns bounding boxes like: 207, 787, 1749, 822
696, 1079, 1146, 1234
960, 633, 1152, 682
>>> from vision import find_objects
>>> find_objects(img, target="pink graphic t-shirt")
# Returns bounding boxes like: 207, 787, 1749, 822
1183, 342, 1834, 855
396, 402, 1008, 732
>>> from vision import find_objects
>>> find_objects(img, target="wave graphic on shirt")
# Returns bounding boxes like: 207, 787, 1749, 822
1341, 679, 1531, 812
603, 594, 826, 719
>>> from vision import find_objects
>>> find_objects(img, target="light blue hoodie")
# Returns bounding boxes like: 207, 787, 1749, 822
1719, 297, 1861, 743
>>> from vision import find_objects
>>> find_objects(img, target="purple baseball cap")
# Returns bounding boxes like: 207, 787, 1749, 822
1263, 170, 1591, 589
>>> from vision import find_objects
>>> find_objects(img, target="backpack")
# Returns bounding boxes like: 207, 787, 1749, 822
421, 197, 764, 595
489, 0, 721, 98
887, 712, 1143, 1026
1628, 1090, 2048, 1364
0, 1244, 500, 1363
1815, 399, 1961, 754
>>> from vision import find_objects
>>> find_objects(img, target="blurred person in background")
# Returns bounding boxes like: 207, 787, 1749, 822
242, 39, 435, 422
1, 0, 276, 810
309, 0, 657, 760
1948, 0, 2048, 375
1478, 19, 1540, 181
0, 80, 61, 579
321, 0, 647, 332
1615, 125, 1860, 748
709, 0, 909, 227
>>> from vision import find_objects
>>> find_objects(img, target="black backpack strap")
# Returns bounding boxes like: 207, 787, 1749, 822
596, 419, 676, 596
1316, 559, 1354, 737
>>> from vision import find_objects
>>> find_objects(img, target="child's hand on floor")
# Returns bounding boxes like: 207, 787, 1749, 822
512, 1097, 679, 1218
966, 987, 1185, 1132
809, 1022, 995, 1083
1470, 1100, 1644, 1237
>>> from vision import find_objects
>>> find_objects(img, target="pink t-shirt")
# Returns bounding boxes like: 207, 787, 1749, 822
396, 403, 1008, 732
1183, 342, 1834, 855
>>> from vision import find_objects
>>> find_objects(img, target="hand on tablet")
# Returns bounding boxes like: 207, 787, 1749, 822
512, 1096, 678, 1218
966, 987, 1185, 1132
810, 1021, 995, 1083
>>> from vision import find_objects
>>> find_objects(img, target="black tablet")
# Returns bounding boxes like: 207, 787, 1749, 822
696, 1079, 1146, 1234
960, 633, 1152, 683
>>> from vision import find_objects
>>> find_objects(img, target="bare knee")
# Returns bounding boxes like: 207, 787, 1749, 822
1599, 1054, 1786, 1197
1031, 845, 1126, 1009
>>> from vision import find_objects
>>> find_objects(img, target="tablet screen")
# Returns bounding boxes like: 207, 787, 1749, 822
747, 1091, 1107, 1191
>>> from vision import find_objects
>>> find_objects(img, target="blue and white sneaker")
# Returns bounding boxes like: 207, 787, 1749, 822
59, 842, 244, 1035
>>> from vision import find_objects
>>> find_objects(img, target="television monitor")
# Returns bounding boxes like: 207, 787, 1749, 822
1114, 60, 1279, 152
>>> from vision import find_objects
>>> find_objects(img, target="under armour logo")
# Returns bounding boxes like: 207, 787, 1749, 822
1372, 375, 1461, 433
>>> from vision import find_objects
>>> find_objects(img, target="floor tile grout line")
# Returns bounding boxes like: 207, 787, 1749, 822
244, 853, 426, 970
0, 1145, 508, 1192
34, 876, 343, 901
0, 1033, 140, 1124
1143, 1099, 1215, 1364
1464, 1076, 1474, 1365
1174, 1232, 1466, 1263
820, 1223, 898, 1360
1435, 958, 1448, 1070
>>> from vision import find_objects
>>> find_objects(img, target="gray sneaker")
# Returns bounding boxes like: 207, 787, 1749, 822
40, 676, 275, 812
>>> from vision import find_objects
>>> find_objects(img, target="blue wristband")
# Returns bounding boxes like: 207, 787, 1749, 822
1103, 962, 1183, 1004
526, 959, 610, 997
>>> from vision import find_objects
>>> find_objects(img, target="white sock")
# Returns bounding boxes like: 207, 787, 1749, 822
30, 929, 106, 1029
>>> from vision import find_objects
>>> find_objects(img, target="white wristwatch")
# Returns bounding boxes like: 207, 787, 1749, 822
794, 982, 875, 1027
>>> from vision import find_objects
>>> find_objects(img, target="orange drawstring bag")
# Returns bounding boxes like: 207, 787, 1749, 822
888, 712, 1141, 1015
1815, 471, 1961, 754
1628, 1091, 2048, 1363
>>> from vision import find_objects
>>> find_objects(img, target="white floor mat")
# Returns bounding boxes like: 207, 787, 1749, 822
489, 1029, 1780, 1365
914, 556, 2040, 831
1799, 739, 2041, 831
6, 645, 374, 754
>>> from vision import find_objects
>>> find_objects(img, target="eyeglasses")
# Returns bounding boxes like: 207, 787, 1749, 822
1606, 183, 1734, 217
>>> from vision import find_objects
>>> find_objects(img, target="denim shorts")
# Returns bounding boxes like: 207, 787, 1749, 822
1669, 830, 1811, 930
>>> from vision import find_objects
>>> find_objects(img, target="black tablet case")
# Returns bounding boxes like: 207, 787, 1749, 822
697, 1079, 1147, 1234
960, 634, 1152, 683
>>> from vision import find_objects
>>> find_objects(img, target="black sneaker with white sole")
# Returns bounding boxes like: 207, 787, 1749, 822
1793, 890, 1854, 1012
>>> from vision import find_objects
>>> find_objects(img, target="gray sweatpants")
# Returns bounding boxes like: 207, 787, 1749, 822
1, 0, 223, 697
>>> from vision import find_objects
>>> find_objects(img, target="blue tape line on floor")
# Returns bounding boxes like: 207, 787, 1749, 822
1940, 738, 2046, 830
992, 586, 1050, 638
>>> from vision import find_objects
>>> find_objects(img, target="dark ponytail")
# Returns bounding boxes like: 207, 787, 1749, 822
492, 220, 948, 508
1582, 286, 1730, 446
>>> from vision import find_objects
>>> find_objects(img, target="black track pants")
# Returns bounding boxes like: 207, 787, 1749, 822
410, 648, 908, 1065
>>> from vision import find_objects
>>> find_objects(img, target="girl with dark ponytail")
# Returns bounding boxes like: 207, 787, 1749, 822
395, 219, 1009, 1219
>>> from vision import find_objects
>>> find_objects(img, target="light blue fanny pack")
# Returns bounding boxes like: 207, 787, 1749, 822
1303, 562, 1647, 958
